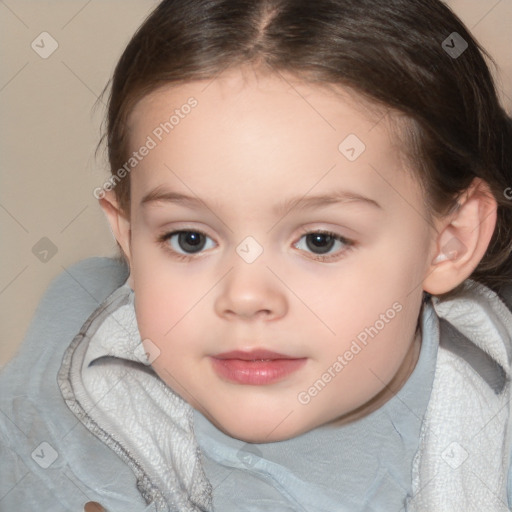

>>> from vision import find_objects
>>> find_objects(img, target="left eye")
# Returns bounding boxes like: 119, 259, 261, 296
294, 231, 351, 257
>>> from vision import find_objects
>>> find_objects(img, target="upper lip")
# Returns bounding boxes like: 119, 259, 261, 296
212, 349, 302, 360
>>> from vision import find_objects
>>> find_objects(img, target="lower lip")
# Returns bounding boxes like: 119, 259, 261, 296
209, 357, 307, 385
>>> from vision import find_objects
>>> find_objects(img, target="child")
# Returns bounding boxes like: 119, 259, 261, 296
1, 0, 512, 510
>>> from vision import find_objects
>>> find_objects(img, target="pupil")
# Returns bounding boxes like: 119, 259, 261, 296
307, 233, 334, 254
179, 232, 204, 253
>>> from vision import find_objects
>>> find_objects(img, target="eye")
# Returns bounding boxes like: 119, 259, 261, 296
157, 228, 354, 263
157, 230, 215, 260
294, 229, 354, 262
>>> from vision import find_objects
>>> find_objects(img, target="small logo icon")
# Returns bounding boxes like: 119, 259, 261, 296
441, 441, 468, 469
442, 32, 468, 59
236, 443, 262, 468
134, 338, 161, 365
236, 236, 263, 264
338, 134, 366, 161
31, 32, 59, 59
31, 441, 58, 469
32, 237, 58, 262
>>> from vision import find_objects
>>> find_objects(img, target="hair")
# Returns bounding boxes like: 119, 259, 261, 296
96, 0, 512, 298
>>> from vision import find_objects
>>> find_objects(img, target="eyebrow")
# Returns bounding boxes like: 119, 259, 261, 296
140, 186, 382, 215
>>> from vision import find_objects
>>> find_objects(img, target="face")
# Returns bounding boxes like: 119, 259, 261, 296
121, 66, 438, 442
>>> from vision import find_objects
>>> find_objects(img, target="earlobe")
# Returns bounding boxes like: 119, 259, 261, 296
98, 191, 132, 265
423, 178, 497, 295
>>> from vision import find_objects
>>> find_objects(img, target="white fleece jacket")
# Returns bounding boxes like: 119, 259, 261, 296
57, 278, 512, 511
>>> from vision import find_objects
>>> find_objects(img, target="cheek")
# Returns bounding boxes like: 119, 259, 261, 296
129, 231, 222, 361
134, 283, 201, 344
351, 222, 431, 297
312, 300, 419, 417
132, 273, 213, 372
130, 233, 184, 328
307, 245, 423, 389
308, 248, 414, 341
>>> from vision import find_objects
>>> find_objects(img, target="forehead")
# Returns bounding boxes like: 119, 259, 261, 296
129, 66, 389, 139
126, 66, 419, 213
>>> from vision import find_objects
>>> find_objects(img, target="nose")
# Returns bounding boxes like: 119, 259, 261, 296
214, 264, 287, 321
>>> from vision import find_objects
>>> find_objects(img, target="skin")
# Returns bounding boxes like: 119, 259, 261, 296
100, 64, 497, 443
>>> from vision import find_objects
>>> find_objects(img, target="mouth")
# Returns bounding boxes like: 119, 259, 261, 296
210, 349, 307, 385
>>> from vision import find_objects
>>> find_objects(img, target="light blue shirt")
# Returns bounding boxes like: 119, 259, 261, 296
193, 299, 439, 511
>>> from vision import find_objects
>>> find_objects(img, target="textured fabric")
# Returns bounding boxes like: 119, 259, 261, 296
406, 280, 512, 511
58, 283, 212, 512
193, 300, 438, 512
0, 257, 156, 511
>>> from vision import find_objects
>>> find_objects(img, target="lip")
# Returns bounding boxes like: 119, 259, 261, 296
210, 349, 307, 385
213, 349, 296, 361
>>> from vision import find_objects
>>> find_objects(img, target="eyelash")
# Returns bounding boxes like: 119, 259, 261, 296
156, 228, 355, 263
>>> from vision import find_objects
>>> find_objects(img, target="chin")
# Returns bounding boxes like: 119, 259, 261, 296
224, 426, 293, 444
211, 414, 314, 444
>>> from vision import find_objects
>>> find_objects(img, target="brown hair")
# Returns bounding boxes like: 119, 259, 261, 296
97, 0, 512, 297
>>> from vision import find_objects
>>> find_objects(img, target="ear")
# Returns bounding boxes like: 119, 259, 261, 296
98, 190, 134, 289
423, 178, 497, 295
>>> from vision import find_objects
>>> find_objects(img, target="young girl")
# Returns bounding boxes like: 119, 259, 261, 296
1, 0, 512, 510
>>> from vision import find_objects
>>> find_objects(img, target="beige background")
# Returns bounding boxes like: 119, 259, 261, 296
1, 1, 511, 367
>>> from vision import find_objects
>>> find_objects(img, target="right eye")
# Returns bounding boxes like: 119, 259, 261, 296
157, 230, 216, 260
